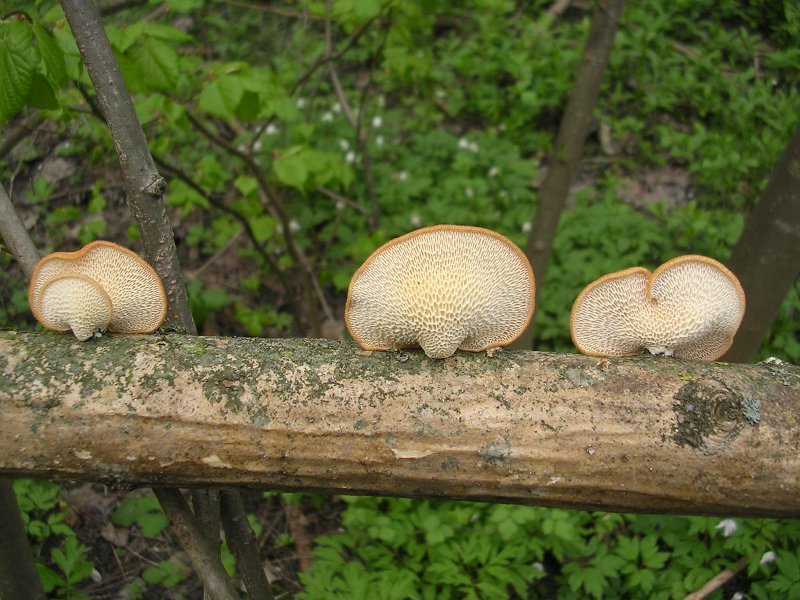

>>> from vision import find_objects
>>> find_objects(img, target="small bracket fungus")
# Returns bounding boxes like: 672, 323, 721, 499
29, 240, 167, 341
570, 255, 745, 360
344, 224, 535, 359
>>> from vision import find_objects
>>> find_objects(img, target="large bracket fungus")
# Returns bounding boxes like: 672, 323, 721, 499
570, 255, 745, 360
29, 240, 167, 341
345, 224, 535, 359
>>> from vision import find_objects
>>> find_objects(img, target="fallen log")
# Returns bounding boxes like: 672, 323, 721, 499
0, 331, 798, 517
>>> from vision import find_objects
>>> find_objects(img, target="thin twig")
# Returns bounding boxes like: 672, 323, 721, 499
318, 187, 369, 215
221, 490, 274, 600
546, 0, 571, 21
154, 155, 289, 289
290, 0, 395, 96
218, 0, 322, 20
324, 2, 357, 129
184, 229, 245, 282
683, 556, 748, 600
186, 110, 336, 328
0, 184, 41, 277
153, 488, 240, 600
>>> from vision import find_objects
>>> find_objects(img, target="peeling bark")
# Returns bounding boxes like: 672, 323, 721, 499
0, 332, 798, 518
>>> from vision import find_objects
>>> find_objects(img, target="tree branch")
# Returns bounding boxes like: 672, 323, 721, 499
517, 0, 626, 349
153, 488, 240, 600
221, 490, 273, 600
723, 124, 800, 362
2, 332, 798, 518
60, 0, 196, 334
0, 480, 45, 600
0, 184, 40, 277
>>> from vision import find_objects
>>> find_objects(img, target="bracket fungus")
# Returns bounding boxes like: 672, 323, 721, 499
344, 224, 535, 359
570, 255, 745, 360
29, 240, 167, 341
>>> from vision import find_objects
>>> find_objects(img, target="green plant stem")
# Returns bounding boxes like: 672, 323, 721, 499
221, 490, 274, 600
154, 488, 241, 600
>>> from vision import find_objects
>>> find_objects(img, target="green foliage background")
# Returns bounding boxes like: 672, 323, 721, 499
2, 0, 799, 597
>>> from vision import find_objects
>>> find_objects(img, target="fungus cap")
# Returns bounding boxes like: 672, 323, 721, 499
570, 255, 745, 360
29, 240, 167, 337
344, 224, 535, 359
36, 274, 113, 341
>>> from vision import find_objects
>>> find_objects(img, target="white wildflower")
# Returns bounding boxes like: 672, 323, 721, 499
716, 519, 738, 537
468, 141, 479, 153
296, 97, 306, 108
397, 171, 408, 181
458, 137, 470, 150
464, 187, 474, 199
410, 213, 421, 228
332, 102, 342, 113
488, 166, 500, 177
760, 551, 776, 565
521, 222, 532, 233
533, 562, 545, 572
345, 151, 356, 164
265, 124, 279, 136
288, 219, 301, 233
321, 111, 334, 122
339, 139, 350, 151
372, 115, 383, 128
253, 140, 263, 152
335, 200, 345, 210
375, 135, 384, 147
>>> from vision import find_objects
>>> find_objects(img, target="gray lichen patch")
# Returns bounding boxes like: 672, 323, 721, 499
478, 437, 512, 466
564, 366, 608, 388
672, 378, 755, 453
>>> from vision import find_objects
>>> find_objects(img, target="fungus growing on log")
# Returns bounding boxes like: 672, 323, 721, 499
29, 240, 167, 340
345, 224, 535, 359
570, 255, 745, 360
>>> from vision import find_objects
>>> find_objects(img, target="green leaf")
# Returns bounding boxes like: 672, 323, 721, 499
32, 23, 66, 87
127, 37, 179, 91
274, 152, 309, 189
0, 21, 38, 122
36, 564, 66, 593
165, 0, 204, 13
27, 72, 59, 110
113, 495, 168, 537
51, 537, 94, 585
109, 23, 145, 53
197, 75, 244, 119
234, 175, 259, 197
250, 215, 277, 243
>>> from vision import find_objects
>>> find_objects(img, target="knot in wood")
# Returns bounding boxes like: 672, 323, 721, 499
672, 378, 750, 455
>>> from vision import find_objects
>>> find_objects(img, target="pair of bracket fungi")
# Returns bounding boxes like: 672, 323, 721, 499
344, 225, 745, 360
29, 227, 745, 362
28, 241, 167, 341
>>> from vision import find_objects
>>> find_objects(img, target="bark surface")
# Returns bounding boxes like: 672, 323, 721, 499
1, 332, 798, 518
723, 125, 800, 362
